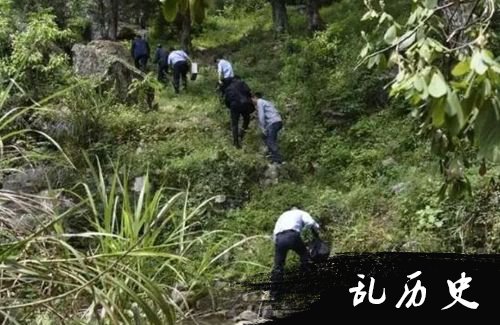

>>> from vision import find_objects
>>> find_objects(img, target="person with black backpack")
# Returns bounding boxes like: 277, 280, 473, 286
222, 77, 255, 148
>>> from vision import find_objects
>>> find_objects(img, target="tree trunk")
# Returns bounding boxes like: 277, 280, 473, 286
95, 0, 108, 39
270, 0, 288, 33
439, 0, 475, 50
438, 0, 475, 76
109, 0, 119, 40
180, 12, 192, 52
307, 0, 324, 32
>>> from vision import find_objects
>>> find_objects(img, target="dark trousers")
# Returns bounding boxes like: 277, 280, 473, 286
264, 121, 283, 163
173, 61, 189, 93
134, 55, 148, 72
230, 102, 253, 148
157, 64, 168, 83
271, 230, 311, 299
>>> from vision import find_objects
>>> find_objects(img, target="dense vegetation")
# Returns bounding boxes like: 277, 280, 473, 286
1, 0, 499, 323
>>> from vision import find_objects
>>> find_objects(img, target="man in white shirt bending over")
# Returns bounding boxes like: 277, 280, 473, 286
271, 206, 320, 300
167, 47, 191, 94
214, 55, 234, 95
215, 55, 234, 82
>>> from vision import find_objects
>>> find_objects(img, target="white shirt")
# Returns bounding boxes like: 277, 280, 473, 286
257, 98, 282, 133
273, 209, 320, 241
218, 59, 234, 79
168, 50, 190, 66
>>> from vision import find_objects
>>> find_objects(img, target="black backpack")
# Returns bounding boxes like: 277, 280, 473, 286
308, 238, 331, 262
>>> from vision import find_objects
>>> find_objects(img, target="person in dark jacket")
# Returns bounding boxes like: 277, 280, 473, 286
223, 78, 255, 148
167, 47, 191, 94
154, 44, 169, 83
131, 35, 150, 72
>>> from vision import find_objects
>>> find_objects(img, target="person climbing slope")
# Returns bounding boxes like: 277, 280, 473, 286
270, 206, 321, 301
215, 55, 234, 90
131, 35, 150, 72
223, 77, 255, 148
251, 92, 284, 164
154, 44, 169, 83
167, 47, 191, 94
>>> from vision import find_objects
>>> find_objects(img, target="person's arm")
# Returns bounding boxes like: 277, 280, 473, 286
257, 101, 266, 135
302, 212, 320, 237
154, 49, 159, 64
183, 51, 192, 63
217, 62, 223, 83
131, 41, 135, 57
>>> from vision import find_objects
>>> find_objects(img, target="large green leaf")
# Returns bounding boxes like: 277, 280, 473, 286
162, 0, 179, 22
428, 72, 448, 98
384, 25, 397, 45
475, 99, 500, 162
399, 31, 416, 50
471, 50, 488, 75
451, 60, 470, 77
413, 75, 426, 92
431, 97, 445, 127
445, 90, 466, 134
446, 90, 461, 117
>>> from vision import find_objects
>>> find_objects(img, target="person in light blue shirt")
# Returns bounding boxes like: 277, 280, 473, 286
215, 55, 234, 83
271, 205, 320, 301
214, 55, 235, 99
167, 48, 191, 94
251, 92, 284, 164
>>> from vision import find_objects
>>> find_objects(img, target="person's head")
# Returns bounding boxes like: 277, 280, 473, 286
214, 54, 221, 63
286, 202, 303, 211
157, 44, 162, 48
169, 47, 175, 52
251, 91, 263, 105
135, 34, 142, 40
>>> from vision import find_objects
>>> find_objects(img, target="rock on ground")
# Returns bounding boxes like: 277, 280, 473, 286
71, 40, 154, 108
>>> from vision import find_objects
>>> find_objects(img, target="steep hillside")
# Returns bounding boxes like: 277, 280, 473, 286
102, 1, 500, 280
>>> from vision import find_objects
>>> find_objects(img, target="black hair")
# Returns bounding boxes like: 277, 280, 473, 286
253, 92, 263, 98
288, 203, 303, 210
169, 47, 175, 52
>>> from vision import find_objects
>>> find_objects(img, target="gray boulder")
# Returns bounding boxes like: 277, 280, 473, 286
2, 167, 49, 194
234, 310, 259, 322
71, 40, 154, 108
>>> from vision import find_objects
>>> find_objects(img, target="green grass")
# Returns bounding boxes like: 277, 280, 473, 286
194, 7, 273, 49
